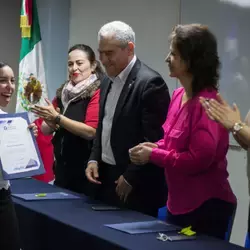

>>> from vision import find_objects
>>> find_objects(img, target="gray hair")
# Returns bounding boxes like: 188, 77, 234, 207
98, 21, 135, 47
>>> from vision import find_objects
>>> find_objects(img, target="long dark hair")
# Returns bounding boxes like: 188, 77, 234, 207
68, 44, 104, 79
170, 24, 221, 96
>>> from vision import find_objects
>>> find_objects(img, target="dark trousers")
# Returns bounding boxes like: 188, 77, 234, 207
54, 163, 98, 196
166, 198, 236, 240
0, 188, 20, 250
94, 162, 158, 217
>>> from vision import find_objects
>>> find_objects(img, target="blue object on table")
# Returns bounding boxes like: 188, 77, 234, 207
245, 232, 250, 248
224, 206, 237, 242
104, 220, 178, 234
158, 206, 167, 221
225, 215, 234, 242
12, 192, 82, 200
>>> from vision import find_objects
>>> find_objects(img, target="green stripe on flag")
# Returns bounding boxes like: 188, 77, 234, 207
21, 0, 25, 16
20, 0, 41, 61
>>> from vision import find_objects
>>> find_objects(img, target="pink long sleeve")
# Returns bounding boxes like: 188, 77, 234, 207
148, 87, 236, 214
151, 113, 220, 175
155, 139, 165, 149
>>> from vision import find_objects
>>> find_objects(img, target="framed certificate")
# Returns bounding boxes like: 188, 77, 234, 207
0, 112, 45, 179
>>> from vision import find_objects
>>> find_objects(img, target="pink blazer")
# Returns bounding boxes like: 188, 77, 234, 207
150, 87, 236, 215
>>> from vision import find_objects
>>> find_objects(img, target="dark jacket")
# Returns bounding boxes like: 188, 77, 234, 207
89, 59, 170, 209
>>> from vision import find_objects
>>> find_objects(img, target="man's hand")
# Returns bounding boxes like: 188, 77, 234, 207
85, 162, 101, 184
115, 175, 132, 202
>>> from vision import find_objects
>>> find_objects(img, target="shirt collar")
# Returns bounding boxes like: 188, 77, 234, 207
111, 55, 137, 83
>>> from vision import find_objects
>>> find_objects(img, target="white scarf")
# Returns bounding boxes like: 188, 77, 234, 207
61, 74, 97, 107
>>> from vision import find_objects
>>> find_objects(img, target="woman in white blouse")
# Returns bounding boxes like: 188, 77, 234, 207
0, 62, 37, 250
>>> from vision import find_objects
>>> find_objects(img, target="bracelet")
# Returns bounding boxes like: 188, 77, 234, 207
54, 125, 60, 132
55, 114, 61, 125
232, 122, 246, 135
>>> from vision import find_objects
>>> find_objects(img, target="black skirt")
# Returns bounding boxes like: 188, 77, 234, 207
167, 198, 236, 240
0, 188, 20, 250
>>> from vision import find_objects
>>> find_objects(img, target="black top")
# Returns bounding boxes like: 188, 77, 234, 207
53, 80, 100, 194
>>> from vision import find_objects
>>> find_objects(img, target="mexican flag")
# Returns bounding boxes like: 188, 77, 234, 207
16, 0, 48, 122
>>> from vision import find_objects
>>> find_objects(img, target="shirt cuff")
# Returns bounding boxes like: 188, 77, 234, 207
123, 177, 132, 187
88, 160, 98, 165
155, 141, 163, 149
150, 148, 173, 168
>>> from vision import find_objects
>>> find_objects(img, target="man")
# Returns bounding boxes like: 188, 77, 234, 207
86, 21, 170, 217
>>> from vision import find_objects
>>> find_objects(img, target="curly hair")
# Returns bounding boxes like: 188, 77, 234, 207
170, 24, 221, 96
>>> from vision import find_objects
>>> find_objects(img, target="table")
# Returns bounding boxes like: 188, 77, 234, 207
11, 179, 244, 250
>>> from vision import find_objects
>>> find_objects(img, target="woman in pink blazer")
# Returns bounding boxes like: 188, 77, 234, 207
129, 24, 237, 239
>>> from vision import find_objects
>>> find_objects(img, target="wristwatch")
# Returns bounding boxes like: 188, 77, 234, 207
55, 114, 61, 125
232, 122, 245, 135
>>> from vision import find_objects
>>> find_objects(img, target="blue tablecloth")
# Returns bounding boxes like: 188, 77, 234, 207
11, 179, 244, 250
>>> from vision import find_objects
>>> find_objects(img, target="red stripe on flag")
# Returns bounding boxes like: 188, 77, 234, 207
25, 0, 33, 26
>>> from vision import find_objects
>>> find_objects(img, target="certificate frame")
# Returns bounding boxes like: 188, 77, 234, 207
0, 112, 45, 180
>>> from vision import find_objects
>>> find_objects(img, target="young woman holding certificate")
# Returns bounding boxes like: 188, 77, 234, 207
0, 62, 38, 250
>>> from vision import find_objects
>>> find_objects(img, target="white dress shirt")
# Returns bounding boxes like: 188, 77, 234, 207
101, 55, 137, 165
0, 109, 10, 190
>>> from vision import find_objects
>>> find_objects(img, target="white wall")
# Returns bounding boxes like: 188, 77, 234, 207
227, 147, 249, 245
0, 0, 22, 113
37, 0, 70, 100
70, 0, 249, 247
69, 0, 180, 94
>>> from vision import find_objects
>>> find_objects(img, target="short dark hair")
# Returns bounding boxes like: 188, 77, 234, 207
170, 24, 220, 96
68, 44, 104, 79
0, 62, 9, 69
